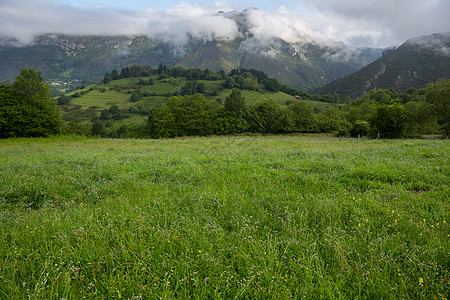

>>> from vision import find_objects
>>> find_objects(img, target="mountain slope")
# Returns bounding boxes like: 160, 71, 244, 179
0, 35, 179, 83
316, 33, 450, 98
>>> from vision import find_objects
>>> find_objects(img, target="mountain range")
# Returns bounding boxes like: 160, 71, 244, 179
317, 33, 450, 98
0, 9, 373, 90
0, 9, 448, 95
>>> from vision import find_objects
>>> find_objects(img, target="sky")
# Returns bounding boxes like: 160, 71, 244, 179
1, 0, 449, 49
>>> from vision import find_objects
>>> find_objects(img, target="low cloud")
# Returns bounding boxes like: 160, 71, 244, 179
406, 32, 450, 56
116, 47, 131, 57
0, 0, 449, 50
143, 3, 241, 45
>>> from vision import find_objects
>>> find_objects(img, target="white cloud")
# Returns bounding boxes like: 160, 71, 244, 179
0, 0, 448, 49
301, 0, 450, 47
143, 3, 241, 45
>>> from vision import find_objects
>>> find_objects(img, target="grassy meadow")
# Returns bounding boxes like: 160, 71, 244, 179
0, 135, 449, 299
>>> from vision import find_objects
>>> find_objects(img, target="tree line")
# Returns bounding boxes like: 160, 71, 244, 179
144, 82, 449, 139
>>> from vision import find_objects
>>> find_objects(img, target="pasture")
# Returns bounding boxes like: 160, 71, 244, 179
0, 135, 448, 299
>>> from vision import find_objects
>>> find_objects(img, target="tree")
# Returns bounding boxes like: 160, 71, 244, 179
316, 107, 350, 135
57, 95, 71, 105
130, 92, 140, 102
404, 101, 437, 137
247, 100, 280, 133
103, 73, 112, 84
289, 101, 315, 132
148, 105, 176, 138
0, 68, 61, 138
111, 69, 120, 80
241, 78, 258, 90
263, 78, 281, 92
91, 120, 105, 137
425, 79, 450, 137
350, 120, 370, 137
224, 88, 246, 117
369, 104, 406, 138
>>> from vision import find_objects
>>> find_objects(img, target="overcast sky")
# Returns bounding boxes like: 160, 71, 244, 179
1, 0, 449, 48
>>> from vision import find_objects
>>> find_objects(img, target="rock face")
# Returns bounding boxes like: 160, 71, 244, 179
316, 33, 450, 98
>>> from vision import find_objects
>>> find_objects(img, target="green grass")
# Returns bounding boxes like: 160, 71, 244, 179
70, 90, 131, 108
218, 89, 297, 106
1, 135, 448, 299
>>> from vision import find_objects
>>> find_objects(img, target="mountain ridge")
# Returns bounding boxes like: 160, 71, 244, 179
316, 32, 450, 98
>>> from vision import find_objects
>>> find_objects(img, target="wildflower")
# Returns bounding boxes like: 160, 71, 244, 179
167, 240, 170, 243
418, 277, 424, 287
199, 250, 201, 253
26, 225, 28, 228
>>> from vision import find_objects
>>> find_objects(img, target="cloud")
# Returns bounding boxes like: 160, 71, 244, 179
0, 0, 146, 45
302, 0, 450, 47
406, 32, 450, 56
0, 0, 449, 50
143, 3, 241, 45
0, 0, 240, 47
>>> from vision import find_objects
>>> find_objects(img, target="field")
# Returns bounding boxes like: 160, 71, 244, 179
0, 135, 449, 299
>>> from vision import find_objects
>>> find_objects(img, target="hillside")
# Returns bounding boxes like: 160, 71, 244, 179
58, 67, 335, 133
316, 33, 450, 98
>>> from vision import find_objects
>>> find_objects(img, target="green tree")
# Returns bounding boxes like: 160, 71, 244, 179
289, 101, 315, 132
263, 78, 281, 92
91, 120, 105, 137
57, 95, 71, 105
148, 105, 176, 138
241, 78, 258, 90
0, 68, 61, 137
369, 104, 406, 138
103, 73, 112, 84
130, 92, 140, 102
316, 107, 350, 135
224, 88, 246, 117
404, 101, 437, 137
425, 79, 450, 137
247, 100, 280, 133
349, 120, 370, 137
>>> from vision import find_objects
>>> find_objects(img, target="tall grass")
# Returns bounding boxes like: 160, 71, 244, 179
0, 135, 448, 299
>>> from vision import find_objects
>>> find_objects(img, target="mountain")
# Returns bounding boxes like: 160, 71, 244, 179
0, 9, 372, 90
176, 9, 371, 90
316, 33, 450, 98
0, 35, 179, 84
